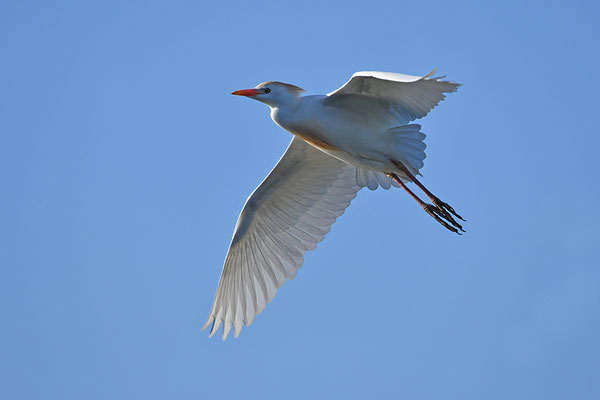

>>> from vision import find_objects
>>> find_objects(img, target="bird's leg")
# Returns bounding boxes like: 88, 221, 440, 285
387, 173, 462, 235
391, 160, 465, 231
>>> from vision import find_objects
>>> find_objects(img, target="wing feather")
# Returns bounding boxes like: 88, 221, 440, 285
203, 137, 361, 339
325, 69, 460, 125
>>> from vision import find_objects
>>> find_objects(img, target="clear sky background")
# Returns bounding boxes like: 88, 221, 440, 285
2, 1, 599, 399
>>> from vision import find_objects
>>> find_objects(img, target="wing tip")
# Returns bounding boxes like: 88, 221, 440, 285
204, 314, 224, 339
222, 321, 232, 341
203, 317, 240, 341
424, 68, 437, 79
424, 67, 462, 90
234, 323, 243, 339
202, 314, 213, 332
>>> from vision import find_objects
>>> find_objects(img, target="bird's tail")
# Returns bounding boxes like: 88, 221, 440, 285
387, 124, 427, 177
355, 124, 427, 191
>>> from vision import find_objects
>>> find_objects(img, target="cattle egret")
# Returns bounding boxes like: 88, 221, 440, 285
204, 70, 463, 339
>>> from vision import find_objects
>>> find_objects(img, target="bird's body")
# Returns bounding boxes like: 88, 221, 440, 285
275, 95, 380, 165
204, 70, 463, 339
273, 94, 413, 178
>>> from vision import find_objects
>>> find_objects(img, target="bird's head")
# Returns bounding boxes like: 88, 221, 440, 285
231, 81, 305, 107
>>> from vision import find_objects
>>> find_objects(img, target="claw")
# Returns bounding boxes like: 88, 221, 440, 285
432, 197, 465, 222
422, 204, 462, 235
431, 199, 465, 232
388, 171, 465, 234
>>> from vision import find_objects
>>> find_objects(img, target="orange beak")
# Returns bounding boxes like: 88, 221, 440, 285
231, 89, 260, 97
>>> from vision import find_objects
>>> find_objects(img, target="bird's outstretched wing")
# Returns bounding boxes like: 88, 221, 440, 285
203, 137, 361, 340
323, 69, 460, 125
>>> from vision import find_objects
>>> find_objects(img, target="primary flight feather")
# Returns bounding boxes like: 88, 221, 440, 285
204, 69, 463, 340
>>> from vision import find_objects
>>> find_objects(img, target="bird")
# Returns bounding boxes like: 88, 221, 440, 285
203, 69, 463, 340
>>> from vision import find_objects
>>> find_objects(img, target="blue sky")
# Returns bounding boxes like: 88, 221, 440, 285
2, 0, 599, 399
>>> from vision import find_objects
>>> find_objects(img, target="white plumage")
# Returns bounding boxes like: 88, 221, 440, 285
325, 70, 459, 125
204, 70, 462, 339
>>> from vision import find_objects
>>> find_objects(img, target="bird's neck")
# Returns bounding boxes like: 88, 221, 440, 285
273, 94, 302, 110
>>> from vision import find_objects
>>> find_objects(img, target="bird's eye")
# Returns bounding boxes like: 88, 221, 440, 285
264, 88, 271, 94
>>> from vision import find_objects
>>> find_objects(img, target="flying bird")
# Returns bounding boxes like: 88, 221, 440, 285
204, 69, 463, 340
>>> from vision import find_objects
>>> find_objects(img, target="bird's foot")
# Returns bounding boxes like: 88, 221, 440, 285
430, 196, 465, 231
422, 204, 463, 235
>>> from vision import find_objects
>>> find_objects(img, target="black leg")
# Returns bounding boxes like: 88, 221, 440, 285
387, 173, 462, 234
391, 161, 465, 232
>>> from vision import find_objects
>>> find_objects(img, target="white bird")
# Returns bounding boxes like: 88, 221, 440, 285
204, 69, 463, 340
